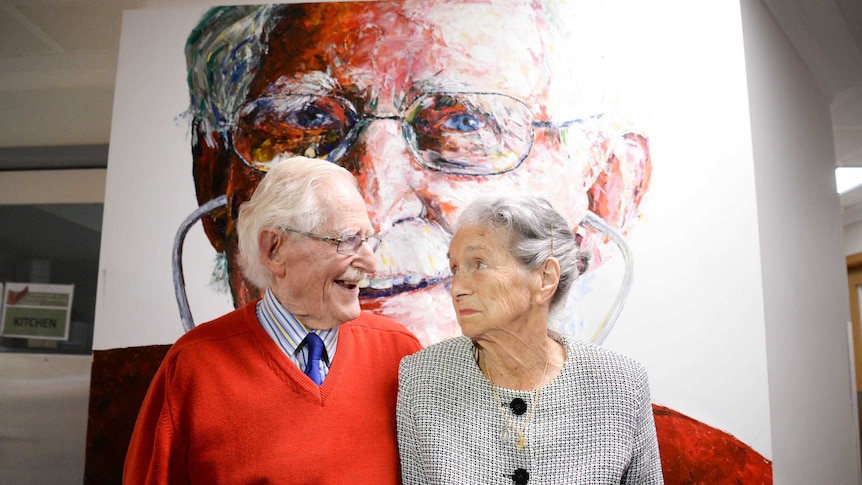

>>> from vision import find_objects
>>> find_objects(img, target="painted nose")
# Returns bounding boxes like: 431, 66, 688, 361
338, 119, 425, 234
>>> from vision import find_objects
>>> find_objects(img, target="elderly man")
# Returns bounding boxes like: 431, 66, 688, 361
125, 157, 422, 483
185, 0, 651, 345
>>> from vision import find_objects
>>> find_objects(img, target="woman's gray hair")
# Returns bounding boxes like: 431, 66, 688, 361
455, 193, 590, 311
236, 157, 359, 289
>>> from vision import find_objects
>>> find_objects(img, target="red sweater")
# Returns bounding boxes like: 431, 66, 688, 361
124, 301, 422, 484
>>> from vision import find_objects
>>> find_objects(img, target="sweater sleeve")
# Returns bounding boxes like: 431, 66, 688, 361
123, 356, 190, 485
396, 356, 430, 485
623, 365, 664, 484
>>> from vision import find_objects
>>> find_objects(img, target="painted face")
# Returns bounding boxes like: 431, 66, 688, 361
270, 178, 377, 330
222, 0, 608, 344
448, 224, 537, 340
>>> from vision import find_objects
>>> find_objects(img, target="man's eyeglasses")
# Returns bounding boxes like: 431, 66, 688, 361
283, 227, 382, 255
228, 92, 588, 176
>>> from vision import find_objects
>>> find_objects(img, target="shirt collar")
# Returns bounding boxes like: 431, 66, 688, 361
258, 288, 338, 364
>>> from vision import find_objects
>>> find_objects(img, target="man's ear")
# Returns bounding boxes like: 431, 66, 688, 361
587, 133, 652, 235
258, 229, 287, 279
192, 123, 232, 252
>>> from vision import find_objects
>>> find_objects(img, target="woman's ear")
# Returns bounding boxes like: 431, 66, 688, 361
537, 257, 561, 305
258, 229, 287, 278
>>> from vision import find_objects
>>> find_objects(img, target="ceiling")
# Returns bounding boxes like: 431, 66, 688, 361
0, 0, 861, 216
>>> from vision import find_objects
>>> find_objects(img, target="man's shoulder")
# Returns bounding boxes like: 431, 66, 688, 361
343, 312, 422, 347
169, 301, 258, 353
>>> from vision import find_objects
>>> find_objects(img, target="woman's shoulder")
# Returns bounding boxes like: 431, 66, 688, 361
558, 334, 647, 376
402, 336, 473, 365
398, 336, 476, 386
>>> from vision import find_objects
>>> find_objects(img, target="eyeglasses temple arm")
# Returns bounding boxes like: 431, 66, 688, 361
172, 195, 228, 333
580, 210, 634, 345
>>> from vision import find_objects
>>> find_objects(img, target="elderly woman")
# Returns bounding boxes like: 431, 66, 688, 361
396, 193, 663, 484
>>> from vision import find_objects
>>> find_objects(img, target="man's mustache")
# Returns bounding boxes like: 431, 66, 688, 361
338, 266, 368, 284
360, 219, 452, 298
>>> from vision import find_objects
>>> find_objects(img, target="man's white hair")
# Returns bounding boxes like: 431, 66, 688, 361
235, 156, 359, 289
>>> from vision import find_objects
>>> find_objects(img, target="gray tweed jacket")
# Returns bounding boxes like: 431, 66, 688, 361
397, 334, 664, 484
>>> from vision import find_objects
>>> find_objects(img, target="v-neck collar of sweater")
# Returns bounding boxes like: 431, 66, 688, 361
242, 300, 352, 404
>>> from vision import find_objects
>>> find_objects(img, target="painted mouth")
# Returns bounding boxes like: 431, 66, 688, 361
357, 219, 453, 299
358, 273, 449, 298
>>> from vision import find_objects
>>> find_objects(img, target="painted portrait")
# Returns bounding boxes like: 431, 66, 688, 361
175, 1, 649, 348
95, 1, 774, 482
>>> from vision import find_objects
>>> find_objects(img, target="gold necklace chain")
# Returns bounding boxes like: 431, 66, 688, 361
476, 341, 550, 451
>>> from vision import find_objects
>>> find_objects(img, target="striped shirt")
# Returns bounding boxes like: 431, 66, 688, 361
256, 287, 338, 382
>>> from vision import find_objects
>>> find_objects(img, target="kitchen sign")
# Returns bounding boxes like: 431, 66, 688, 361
1, 283, 74, 340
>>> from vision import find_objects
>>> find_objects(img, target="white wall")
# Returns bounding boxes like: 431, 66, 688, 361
598, 1, 773, 457
94, 6, 234, 350
742, 0, 862, 483
845, 219, 862, 256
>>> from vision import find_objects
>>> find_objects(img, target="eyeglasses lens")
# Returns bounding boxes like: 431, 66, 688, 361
336, 235, 381, 255
232, 93, 534, 175
233, 94, 357, 171
404, 93, 533, 175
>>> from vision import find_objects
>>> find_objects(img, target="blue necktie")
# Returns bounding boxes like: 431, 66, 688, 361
303, 333, 324, 385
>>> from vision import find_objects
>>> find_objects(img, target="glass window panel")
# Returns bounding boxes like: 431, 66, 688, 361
0, 203, 102, 354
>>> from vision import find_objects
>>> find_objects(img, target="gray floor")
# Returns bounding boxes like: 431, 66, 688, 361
0, 353, 90, 485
